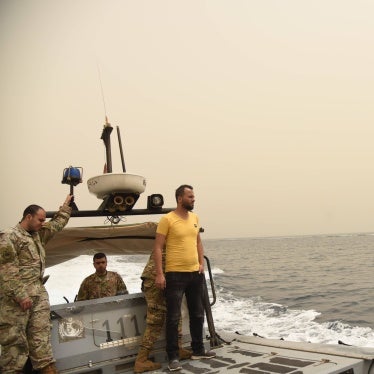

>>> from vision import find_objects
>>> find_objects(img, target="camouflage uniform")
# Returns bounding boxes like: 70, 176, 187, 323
76, 271, 128, 301
0, 204, 71, 373
138, 247, 183, 351
138, 249, 167, 351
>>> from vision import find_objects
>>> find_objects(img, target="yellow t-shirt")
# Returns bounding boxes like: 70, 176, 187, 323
157, 211, 200, 272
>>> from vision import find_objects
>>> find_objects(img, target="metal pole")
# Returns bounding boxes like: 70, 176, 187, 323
45, 207, 174, 218
116, 126, 126, 172
202, 256, 222, 348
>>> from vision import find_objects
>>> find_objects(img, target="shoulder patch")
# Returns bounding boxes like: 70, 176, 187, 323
0, 245, 16, 263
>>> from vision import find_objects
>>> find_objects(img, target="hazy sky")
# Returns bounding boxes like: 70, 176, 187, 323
1, 0, 374, 239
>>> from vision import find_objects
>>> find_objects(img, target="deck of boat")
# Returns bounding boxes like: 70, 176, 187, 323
146, 333, 374, 374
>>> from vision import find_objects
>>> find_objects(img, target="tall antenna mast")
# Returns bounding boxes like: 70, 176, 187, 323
97, 63, 112, 172
97, 62, 109, 124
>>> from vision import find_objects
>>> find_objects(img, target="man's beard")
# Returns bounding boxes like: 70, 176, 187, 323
182, 202, 194, 211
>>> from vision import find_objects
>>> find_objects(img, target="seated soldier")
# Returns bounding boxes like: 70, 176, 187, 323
77, 252, 128, 300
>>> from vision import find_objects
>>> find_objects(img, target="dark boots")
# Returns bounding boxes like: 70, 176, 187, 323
134, 348, 161, 373
39, 363, 58, 374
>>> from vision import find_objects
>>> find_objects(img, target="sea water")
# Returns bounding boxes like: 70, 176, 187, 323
46, 232, 374, 348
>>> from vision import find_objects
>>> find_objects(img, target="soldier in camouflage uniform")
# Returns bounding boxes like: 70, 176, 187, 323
0, 195, 73, 374
134, 227, 191, 373
76, 252, 128, 301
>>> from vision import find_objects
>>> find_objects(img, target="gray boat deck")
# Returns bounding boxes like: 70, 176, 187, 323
148, 336, 371, 374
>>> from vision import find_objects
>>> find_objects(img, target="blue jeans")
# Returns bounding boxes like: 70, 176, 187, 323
165, 271, 205, 360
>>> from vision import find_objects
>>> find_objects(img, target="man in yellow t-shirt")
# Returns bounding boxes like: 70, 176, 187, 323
154, 185, 216, 371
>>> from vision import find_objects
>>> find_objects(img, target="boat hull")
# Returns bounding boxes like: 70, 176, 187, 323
51, 293, 192, 373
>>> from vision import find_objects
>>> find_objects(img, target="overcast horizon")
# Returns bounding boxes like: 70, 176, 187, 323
1, 1, 374, 239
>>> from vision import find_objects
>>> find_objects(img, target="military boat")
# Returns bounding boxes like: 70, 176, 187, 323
41, 121, 374, 374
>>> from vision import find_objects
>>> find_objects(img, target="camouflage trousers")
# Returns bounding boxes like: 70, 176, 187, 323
0, 289, 54, 373
139, 278, 182, 352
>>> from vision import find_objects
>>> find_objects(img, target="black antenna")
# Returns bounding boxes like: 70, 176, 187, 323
96, 63, 126, 174
97, 62, 108, 122
97, 62, 113, 172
